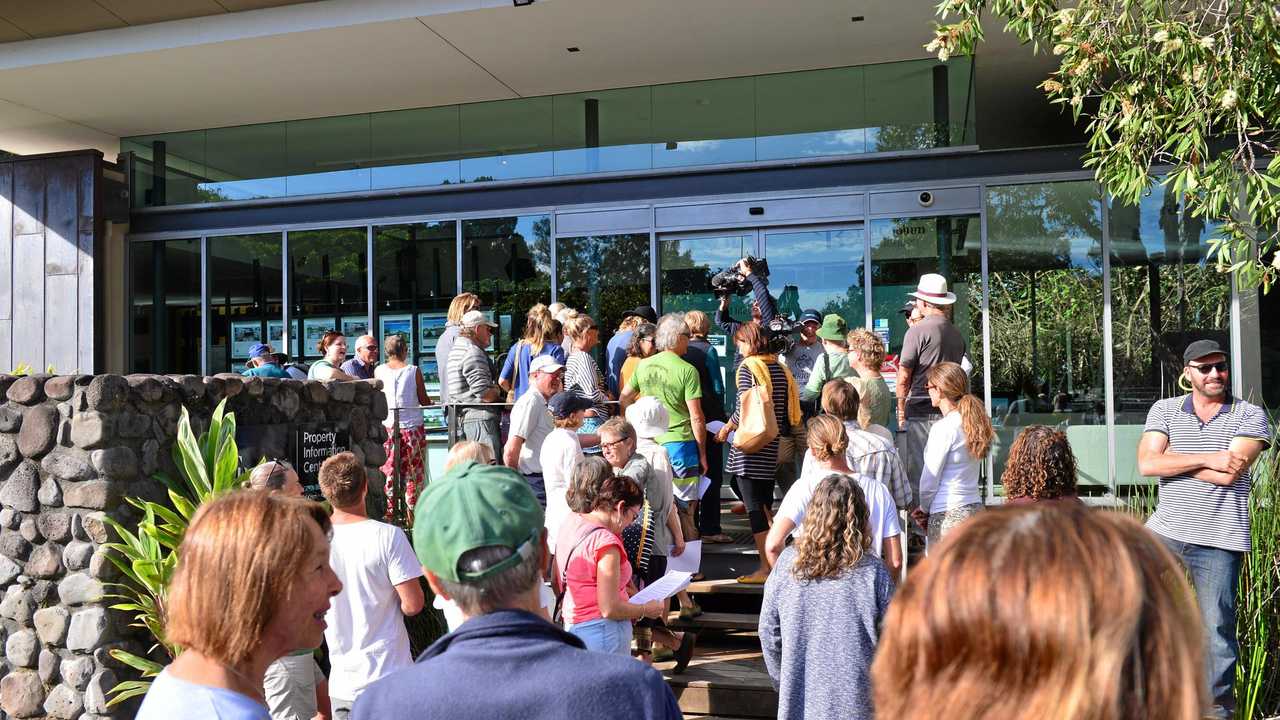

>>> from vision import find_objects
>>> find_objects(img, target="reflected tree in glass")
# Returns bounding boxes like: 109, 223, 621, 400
463, 216, 552, 352
556, 234, 651, 364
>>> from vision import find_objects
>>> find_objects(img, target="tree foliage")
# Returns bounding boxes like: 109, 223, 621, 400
928, 0, 1280, 291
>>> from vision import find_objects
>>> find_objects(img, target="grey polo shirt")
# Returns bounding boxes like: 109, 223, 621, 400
1143, 394, 1272, 552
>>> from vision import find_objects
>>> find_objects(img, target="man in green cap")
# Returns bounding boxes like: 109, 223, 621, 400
801, 313, 855, 407
351, 461, 682, 720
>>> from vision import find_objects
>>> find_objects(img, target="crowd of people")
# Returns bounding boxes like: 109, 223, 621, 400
136, 263, 1271, 720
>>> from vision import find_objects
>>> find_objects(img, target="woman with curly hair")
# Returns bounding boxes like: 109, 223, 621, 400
1001, 425, 1083, 505
759, 473, 895, 720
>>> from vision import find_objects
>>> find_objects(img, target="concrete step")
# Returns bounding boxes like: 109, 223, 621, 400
669, 611, 760, 632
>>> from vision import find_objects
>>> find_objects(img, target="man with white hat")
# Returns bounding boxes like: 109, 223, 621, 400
503, 354, 566, 506
448, 309, 502, 458
895, 273, 968, 539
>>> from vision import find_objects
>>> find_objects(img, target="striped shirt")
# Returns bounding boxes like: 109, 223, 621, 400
447, 338, 498, 421
565, 350, 611, 418
726, 358, 792, 481
1144, 394, 1272, 552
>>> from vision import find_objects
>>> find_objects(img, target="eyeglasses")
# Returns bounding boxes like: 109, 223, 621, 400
1189, 361, 1229, 375
600, 437, 627, 451
926, 384, 939, 391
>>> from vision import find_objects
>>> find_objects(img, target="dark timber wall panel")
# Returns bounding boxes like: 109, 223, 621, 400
0, 152, 100, 373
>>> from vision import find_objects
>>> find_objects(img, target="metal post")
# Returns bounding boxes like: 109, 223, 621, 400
393, 405, 404, 526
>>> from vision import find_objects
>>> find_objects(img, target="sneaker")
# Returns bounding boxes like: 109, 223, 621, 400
701, 533, 733, 544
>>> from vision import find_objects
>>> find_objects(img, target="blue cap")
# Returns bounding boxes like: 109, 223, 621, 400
248, 343, 272, 359
799, 309, 822, 324
547, 391, 594, 419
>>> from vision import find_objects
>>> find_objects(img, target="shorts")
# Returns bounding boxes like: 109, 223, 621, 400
264, 653, 323, 720
662, 440, 701, 478
567, 617, 632, 656
524, 472, 546, 508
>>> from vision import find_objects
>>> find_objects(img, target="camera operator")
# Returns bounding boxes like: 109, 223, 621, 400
715, 258, 779, 339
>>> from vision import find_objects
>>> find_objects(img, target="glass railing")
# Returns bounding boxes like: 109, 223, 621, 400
123, 58, 975, 208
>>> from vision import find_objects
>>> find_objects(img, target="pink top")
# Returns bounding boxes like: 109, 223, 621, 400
556, 513, 632, 625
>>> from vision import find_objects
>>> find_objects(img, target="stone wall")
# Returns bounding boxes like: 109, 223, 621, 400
0, 374, 388, 719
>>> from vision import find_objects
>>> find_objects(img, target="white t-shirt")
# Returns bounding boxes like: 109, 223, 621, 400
777, 467, 901, 558
374, 364, 422, 428
509, 390, 554, 474
539, 427, 583, 552
323, 519, 424, 701
919, 411, 982, 513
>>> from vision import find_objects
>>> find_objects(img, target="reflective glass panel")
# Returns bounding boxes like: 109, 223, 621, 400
207, 233, 284, 373
1109, 187, 1230, 487
651, 77, 756, 168
462, 216, 552, 353
374, 221, 457, 395
202, 123, 287, 201
459, 98, 555, 182
985, 182, 1106, 492
553, 87, 654, 175
130, 239, 201, 373
756, 67, 866, 160
555, 234, 651, 366
764, 227, 865, 328
285, 115, 372, 196
288, 228, 369, 359
370, 107, 462, 189
865, 58, 974, 151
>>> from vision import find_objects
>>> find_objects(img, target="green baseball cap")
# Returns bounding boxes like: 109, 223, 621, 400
816, 314, 848, 342
412, 461, 544, 584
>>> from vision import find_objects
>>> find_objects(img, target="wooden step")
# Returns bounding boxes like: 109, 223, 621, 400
669, 611, 760, 632
686, 579, 764, 596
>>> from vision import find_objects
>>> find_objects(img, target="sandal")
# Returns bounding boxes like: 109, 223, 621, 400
673, 632, 697, 674
678, 602, 703, 620
736, 573, 768, 585
701, 533, 733, 544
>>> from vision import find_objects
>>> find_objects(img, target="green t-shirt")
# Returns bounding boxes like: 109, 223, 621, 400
627, 351, 702, 444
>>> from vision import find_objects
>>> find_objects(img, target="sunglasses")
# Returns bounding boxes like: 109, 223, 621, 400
1189, 361, 1229, 375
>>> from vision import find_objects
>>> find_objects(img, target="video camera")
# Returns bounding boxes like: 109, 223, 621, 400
710, 256, 771, 298
767, 315, 798, 356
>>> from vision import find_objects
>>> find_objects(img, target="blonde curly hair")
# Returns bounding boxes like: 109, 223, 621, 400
791, 473, 870, 581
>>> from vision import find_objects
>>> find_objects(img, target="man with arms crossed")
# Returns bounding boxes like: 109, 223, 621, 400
1137, 339, 1271, 719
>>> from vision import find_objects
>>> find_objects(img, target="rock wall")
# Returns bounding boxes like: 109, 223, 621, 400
0, 374, 388, 719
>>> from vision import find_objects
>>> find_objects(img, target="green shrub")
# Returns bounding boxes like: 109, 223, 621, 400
1238, 436, 1280, 718
102, 399, 249, 705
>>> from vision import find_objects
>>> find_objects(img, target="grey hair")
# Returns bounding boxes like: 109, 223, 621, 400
246, 460, 295, 492
434, 544, 543, 616
654, 313, 688, 352
598, 416, 635, 444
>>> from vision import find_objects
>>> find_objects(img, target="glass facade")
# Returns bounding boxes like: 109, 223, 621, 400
128, 178, 1248, 497
122, 59, 976, 208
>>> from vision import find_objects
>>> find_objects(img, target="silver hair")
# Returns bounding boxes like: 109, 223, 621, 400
654, 313, 688, 352
434, 544, 543, 616
246, 460, 295, 492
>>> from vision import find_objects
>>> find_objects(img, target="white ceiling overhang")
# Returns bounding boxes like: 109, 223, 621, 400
0, 0, 1055, 157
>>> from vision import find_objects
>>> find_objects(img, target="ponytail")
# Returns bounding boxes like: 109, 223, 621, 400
957, 394, 994, 460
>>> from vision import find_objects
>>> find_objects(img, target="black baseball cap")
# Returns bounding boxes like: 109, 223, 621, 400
898, 300, 916, 317
1183, 339, 1229, 365
622, 305, 658, 324
547, 392, 594, 419
799, 309, 822, 325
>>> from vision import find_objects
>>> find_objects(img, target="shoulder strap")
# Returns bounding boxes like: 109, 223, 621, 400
558, 523, 610, 590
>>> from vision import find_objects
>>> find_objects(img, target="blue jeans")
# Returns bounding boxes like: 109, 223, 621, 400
567, 617, 631, 656
1157, 534, 1242, 717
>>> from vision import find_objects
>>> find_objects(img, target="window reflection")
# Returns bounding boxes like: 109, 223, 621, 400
556, 234, 651, 365
985, 182, 1106, 491
207, 234, 284, 374
288, 228, 368, 359
374, 221, 457, 395
1109, 187, 1230, 486
462, 216, 552, 354
130, 239, 201, 373
764, 228, 865, 329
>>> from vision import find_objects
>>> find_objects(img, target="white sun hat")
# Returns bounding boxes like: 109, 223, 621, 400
907, 273, 957, 305
625, 396, 670, 440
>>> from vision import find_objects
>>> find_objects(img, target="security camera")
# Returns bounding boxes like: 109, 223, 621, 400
917, 191, 934, 207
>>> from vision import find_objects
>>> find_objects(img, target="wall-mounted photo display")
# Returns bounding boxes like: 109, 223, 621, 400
418, 357, 441, 390
341, 316, 369, 340
302, 318, 332, 357
381, 314, 413, 357
418, 313, 447, 353
266, 320, 299, 358
230, 321, 261, 359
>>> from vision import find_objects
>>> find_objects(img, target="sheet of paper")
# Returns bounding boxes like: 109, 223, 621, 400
628, 570, 694, 604
707, 420, 727, 433
666, 540, 702, 574
696, 475, 713, 500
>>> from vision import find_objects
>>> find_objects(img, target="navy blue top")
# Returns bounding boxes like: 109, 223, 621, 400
351, 610, 681, 720
605, 329, 634, 396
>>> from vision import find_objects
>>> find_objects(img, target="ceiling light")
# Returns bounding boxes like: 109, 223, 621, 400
851, 15, 864, 22
566, 47, 580, 53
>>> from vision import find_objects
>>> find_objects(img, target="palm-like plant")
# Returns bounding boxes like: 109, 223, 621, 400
102, 399, 250, 705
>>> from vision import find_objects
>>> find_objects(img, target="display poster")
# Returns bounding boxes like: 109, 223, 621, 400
230, 321, 261, 359
341, 316, 369, 340
266, 321, 299, 358
418, 357, 441, 392
294, 428, 349, 501
302, 319, 332, 357
381, 314, 414, 357
422, 406, 447, 430
418, 313, 447, 354
873, 318, 891, 352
